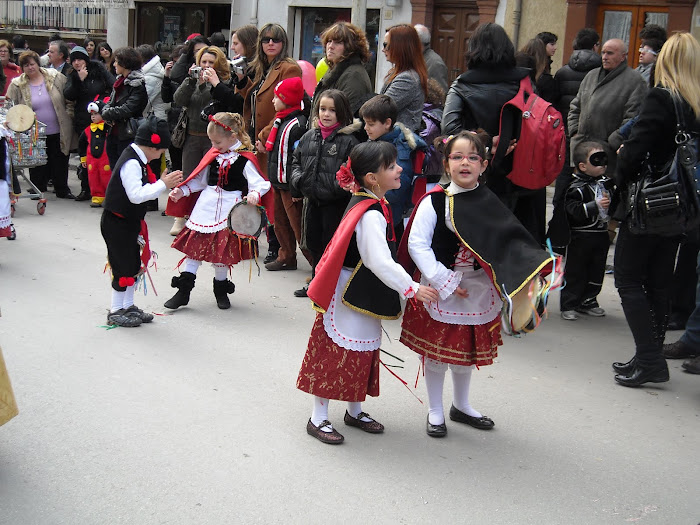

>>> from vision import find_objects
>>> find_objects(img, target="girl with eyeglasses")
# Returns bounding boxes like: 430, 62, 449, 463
399, 130, 552, 437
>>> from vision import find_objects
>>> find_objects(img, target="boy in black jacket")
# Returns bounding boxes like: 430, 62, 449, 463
262, 77, 310, 273
559, 140, 611, 320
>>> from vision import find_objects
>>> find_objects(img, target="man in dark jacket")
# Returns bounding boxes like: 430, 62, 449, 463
550, 28, 601, 206
415, 24, 448, 92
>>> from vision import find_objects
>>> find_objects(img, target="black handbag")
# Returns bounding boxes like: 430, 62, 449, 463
170, 107, 188, 149
626, 94, 700, 236
124, 117, 144, 139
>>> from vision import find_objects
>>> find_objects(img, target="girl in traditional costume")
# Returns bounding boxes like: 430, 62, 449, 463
0, 134, 13, 240
399, 131, 553, 437
165, 112, 271, 310
297, 141, 439, 445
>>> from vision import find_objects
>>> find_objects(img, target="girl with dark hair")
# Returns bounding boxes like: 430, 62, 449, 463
297, 141, 439, 444
290, 89, 361, 296
83, 38, 97, 60
97, 42, 115, 75
101, 47, 148, 166
399, 131, 553, 436
381, 24, 428, 131
312, 21, 372, 118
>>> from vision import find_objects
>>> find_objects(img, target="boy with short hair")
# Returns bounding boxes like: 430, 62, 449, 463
101, 116, 183, 327
262, 77, 311, 272
359, 94, 426, 230
559, 140, 611, 320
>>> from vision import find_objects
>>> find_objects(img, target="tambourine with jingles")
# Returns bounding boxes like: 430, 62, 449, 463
227, 200, 267, 239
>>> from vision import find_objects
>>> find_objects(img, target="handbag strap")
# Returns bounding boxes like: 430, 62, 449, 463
668, 91, 692, 146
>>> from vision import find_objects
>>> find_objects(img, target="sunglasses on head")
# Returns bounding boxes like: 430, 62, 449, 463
589, 151, 608, 167
261, 37, 282, 44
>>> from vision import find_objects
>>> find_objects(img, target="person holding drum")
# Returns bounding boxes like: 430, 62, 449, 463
165, 112, 271, 310
398, 131, 553, 438
297, 141, 439, 445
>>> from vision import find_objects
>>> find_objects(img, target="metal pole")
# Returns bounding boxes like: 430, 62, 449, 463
351, 0, 366, 32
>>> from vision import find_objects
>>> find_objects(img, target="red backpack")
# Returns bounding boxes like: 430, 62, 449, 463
493, 77, 565, 190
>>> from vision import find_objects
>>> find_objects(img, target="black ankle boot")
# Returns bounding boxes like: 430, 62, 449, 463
614, 361, 669, 387
164, 272, 196, 309
213, 278, 235, 309
612, 356, 637, 375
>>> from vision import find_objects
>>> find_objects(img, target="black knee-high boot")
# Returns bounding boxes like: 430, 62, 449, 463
164, 272, 196, 309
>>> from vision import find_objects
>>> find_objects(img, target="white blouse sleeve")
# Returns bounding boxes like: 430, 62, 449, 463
180, 166, 209, 197
243, 159, 271, 197
356, 209, 419, 299
120, 159, 166, 204
407, 197, 462, 300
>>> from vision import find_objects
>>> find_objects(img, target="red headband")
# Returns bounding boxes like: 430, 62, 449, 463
208, 114, 234, 133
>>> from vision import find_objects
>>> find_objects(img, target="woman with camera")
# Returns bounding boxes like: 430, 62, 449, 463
613, 33, 700, 387
173, 46, 232, 188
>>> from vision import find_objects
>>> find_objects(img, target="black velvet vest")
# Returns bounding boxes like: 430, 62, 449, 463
208, 155, 249, 193
341, 194, 402, 320
104, 146, 149, 221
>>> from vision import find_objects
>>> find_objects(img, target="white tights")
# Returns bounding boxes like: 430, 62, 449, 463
423, 358, 482, 425
310, 397, 371, 432
183, 258, 228, 280
110, 284, 136, 313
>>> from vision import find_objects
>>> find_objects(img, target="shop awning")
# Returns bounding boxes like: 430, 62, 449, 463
23, 0, 135, 7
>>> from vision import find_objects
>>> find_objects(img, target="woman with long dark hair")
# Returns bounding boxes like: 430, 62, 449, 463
613, 33, 700, 386
380, 24, 428, 131
97, 42, 115, 75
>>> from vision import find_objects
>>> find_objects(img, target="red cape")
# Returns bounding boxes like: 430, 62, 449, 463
307, 197, 379, 312
165, 147, 274, 224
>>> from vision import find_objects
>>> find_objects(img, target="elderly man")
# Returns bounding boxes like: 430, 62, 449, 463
568, 39, 646, 176
47, 40, 72, 76
414, 24, 449, 92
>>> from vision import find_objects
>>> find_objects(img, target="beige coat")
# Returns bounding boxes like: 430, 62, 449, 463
6, 67, 74, 155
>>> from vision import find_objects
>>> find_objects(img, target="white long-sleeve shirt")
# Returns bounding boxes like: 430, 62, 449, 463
408, 182, 501, 325
119, 144, 166, 204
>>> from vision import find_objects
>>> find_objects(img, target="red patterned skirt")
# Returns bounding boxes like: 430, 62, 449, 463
296, 313, 380, 402
171, 227, 257, 266
400, 302, 502, 366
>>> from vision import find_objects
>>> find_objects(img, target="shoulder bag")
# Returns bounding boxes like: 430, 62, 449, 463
170, 107, 188, 149
626, 94, 700, 236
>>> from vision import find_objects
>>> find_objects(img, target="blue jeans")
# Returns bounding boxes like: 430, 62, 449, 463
680, 250, 700, 349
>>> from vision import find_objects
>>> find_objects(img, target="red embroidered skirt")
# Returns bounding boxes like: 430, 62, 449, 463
400, 302, 502, 366
171, 227, 257, 266
296, 313, 380, 402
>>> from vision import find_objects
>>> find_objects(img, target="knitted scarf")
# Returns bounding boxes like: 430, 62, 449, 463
264, 105, 302, 151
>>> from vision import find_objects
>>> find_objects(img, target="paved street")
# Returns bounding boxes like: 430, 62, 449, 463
1, 175, 699, 525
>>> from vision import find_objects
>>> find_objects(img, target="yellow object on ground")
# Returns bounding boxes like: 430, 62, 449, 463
0, 346, 18, 427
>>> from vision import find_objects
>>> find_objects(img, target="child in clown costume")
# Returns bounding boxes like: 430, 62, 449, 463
79, 99, 112, 208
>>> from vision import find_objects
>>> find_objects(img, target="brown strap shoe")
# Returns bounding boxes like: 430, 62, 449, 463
343, 411, 385, 433
306, 419, 344, 444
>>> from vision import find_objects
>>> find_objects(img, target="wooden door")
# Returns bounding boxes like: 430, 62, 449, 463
596, 4, 668, 67
432, 5, 480, 83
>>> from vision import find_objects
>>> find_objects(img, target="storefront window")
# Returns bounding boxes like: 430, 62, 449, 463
298, 8, 380, 89
136, 3, 231, 59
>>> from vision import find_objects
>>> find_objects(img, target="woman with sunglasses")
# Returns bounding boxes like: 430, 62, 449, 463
237, 23, 302, 264
380, 24, 428, 132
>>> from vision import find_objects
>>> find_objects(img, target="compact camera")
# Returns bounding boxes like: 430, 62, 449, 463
229, 56, 247, 76
190, 66, 203, 79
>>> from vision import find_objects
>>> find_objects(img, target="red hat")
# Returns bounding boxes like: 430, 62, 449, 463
186, 33, 202, 42
274, 77, 304, 107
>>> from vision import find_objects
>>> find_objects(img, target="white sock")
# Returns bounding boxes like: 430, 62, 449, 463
311, 396, 332, 432
346, 402, 372, 422
123, 285, 135, 309
111, 290, 125, 313
451, 365, 482, 418
183, 258, 202, 274
213, 263, 228, 281
424, 362, 447, 425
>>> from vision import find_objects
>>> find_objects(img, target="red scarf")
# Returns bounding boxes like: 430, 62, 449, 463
113, 75, 125, 95
319, 121, 340, 140
264, 106, 301, 152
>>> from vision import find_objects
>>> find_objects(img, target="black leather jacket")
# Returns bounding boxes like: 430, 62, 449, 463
442, 66, 531, 136
102, 70, 148, 141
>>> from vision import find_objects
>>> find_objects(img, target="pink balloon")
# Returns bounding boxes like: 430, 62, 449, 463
297, 60, 318, 97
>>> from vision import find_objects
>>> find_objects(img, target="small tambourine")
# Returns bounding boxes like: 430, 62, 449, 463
227, 200, 267, 239
503, 277, 544, 334
5, 105, 36, 132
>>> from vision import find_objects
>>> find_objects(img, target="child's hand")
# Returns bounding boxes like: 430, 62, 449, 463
245, 191, 259, 206
255, 139, 264, 152
162, 169, 183, 190
169, 187, 184, 201
415, 285, 439, 303
453, 286, 469, 298
599, 196, 611, 209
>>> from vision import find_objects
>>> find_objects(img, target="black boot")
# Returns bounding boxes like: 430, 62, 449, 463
614, 361, 669, 387
213, 278, 235, 309
164, 272, 196, 309
612, 356, 637, 375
